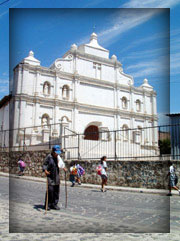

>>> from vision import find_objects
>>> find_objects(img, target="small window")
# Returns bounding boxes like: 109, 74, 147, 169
136, 99, 141, 112
122, 97, 128, 109
43, 82, 50, 95
62, 85, 70, 100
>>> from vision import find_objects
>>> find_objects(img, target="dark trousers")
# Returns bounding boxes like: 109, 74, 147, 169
45, 185, 59, 207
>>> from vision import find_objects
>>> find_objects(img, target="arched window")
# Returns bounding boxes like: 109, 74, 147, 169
41, 114, 49, 129
122, 97, 128, 109
62, 85, 70, 100
84, 125, 99, 140
122, 124, 129, 141
43, 82, 50, 95
136, 99, 141, 112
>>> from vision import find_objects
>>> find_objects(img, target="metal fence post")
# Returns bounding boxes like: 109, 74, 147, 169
49, 124, 51, 150
23, 128, 26, 151
3, 130, 6, 150
114, 130, 117, 161
78, 133, 80, 161
64, 127, 66, 154
59, 123, 62, 148
158, 126, 161, 156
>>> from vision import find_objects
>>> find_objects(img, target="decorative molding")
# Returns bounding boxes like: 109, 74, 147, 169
14, 93, 157, 121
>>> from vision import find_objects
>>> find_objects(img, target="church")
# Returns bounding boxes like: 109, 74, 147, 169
0, 33, 158, 157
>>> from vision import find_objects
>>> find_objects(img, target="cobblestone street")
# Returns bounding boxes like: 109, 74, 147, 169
0, 176, 180, 240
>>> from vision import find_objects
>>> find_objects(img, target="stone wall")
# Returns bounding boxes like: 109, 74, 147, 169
0, 151, 179, 189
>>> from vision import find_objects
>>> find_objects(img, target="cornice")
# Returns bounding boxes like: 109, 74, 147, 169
16, 63, 156, 95
14, 94, 157, 121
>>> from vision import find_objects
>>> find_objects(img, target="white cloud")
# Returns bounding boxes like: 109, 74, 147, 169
171, 53, 180, 75
0, 79, 9, 85
0, 0, 22, 19
0, 79, 9, 95
121, 47, 168, 61
98, 9, 162, 47
125, 56, 169, 79
77, 9, 163, 47
122, 0, 180, 8
0, 9, 8, 18
121, 32, 169, 53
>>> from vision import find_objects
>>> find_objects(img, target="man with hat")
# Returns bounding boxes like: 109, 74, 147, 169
43, 145, 66, 210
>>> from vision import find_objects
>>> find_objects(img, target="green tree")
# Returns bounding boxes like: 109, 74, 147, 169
159, 138, 171, 155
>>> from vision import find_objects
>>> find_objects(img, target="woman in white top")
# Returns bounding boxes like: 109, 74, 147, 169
167, 161, 180, 196
100, 156, 108, 192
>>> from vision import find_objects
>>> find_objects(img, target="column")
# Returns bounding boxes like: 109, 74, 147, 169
19, 100, 26, 129
52, 105, 58, 137
33, 101, 40, 128
34, 72, 40, 96
55, 75, 58, 98
130, 89, 134, 112
73, 107, 78, 132
143, 91, 147, 114
18, 100, 26, 147
17, 66, 23, 94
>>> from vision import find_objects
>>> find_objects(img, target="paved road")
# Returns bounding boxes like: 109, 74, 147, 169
0, 176, 180, 240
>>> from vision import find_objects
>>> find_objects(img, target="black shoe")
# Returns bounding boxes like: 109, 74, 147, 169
71, 183, 75, 187
78, 182, 81, 185
51, 205, 60, 210
167, 193, 172, 196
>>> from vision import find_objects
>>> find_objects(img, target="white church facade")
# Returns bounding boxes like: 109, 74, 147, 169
1, 33, 158, 158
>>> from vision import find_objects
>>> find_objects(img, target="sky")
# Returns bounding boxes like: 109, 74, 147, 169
0, 0, 180, 126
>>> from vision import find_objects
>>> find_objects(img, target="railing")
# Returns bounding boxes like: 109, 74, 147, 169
0, 123, 179, 161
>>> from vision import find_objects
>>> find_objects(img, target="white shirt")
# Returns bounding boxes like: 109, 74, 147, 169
170, 165, 175, 174
101, 161, 107, 176
170, 165, 175, 177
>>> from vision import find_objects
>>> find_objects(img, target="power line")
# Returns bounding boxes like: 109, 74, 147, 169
0, 0, 9, 6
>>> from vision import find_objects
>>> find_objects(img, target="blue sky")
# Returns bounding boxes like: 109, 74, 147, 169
1, 0, 180, 126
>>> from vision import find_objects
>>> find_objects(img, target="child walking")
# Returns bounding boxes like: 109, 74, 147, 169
76, 164, 85, 185
167, 161, 180, 196
100, 156, 108, 192
69, 162, 77, 187
18, 158, 26, 176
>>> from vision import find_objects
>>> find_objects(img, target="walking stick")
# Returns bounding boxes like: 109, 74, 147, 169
45, 177, 48, 214
65, 171, 67, 208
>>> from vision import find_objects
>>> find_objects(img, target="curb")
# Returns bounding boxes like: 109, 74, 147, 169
0, 171, 176, 195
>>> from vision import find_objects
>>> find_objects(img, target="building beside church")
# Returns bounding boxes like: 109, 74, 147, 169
0, 33, 158, 158
168, 113, 180, 160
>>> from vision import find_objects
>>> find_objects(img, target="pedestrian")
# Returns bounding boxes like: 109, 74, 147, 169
76, 164, 85, 185
69, 161, 77, 187
100, 156, 108, 192
43, 145, 67, 210
167, 161, 180, 196
18, 157, 26, 176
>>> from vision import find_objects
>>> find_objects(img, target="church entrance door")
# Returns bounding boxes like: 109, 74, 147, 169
84, 125, 99, 140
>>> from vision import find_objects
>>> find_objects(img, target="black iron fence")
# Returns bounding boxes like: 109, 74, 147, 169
0, 123, 179, 161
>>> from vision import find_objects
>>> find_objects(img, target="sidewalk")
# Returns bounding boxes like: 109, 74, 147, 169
0, 171, 177, 195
